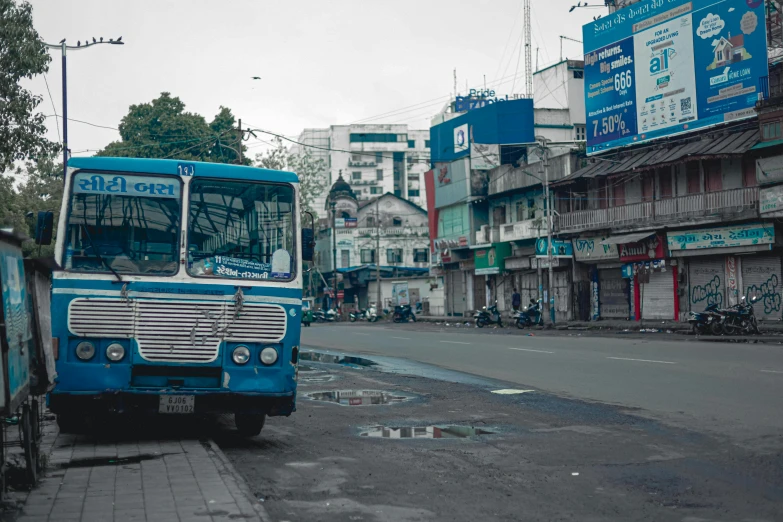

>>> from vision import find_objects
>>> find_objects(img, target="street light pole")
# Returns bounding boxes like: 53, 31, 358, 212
330, 200, 337, 310
533, 136, 555, 325
44, 37, 125, 180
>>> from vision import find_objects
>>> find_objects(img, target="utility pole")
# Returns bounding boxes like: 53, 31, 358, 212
331, 199, 337, 310
238, 118, 243, 165
535, 136, 555, 325
375, 197, 382, 309
44, 37, 124, 181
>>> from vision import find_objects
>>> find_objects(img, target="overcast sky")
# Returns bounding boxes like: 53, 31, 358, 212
25, 0, 597, 159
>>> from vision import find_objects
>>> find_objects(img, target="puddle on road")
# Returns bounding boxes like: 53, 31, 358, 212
62, 454, 166, 468
303, 390, 417, 406
300, 351, 378, 368
299, 374, 337, 384
360, 425, 494, 439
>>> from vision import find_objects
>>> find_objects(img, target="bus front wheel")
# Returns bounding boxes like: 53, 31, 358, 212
235, 413, 266, 437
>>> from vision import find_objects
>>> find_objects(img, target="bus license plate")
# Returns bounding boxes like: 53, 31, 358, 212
159, 395, 195, 414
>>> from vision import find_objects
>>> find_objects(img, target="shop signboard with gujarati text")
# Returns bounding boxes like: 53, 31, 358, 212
572, 236, 619, 261
535, 237, 574, 258
667, 223, 774, 251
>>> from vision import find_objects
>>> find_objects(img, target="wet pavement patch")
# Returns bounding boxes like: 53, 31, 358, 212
61, 453, 165, 468
303, 390, 417, 406
360, 425, 494, 439
300, 351, 378, 368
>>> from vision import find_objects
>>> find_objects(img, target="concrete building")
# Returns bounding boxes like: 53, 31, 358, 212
292, 124, 431, 219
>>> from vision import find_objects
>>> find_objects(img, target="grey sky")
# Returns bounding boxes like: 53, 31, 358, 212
26, 0, 596, 158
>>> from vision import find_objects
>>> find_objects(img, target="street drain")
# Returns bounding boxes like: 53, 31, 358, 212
304, 390, 416, 406
300, 352, 378, 368
61, 453, 167, 468
360, 425, 494, 439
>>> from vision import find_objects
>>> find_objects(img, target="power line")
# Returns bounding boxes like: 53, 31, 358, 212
42, 76, 61, 143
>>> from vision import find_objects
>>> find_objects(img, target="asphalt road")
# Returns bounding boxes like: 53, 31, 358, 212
302, 323, 783, 444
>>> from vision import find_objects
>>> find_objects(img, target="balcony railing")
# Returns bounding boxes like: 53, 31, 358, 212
348, 160, 377, 167
355, 226, 429, 237
556, 186, 759, 233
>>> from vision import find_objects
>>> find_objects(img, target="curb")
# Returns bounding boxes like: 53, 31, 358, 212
203, 438, 272, 522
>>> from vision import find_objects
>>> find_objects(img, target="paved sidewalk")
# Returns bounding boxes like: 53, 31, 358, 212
15, 429, 267, 522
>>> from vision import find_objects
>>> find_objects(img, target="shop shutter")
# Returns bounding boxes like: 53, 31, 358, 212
473, 274, 487, 310
641, 269, 674, 320
688, 257, 725, 312
521, 272, 538, 307
741, 255, 782, 321
599, 268, 629, 318
446, 270, 466, 316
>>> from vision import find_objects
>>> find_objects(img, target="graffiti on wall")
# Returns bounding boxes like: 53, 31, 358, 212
691, 275, 723, 308
746, 274, 781, 315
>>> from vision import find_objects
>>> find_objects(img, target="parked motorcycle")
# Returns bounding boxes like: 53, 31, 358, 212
349, 309, 369, 322
366, 305, 383, 322
392, 304, 416, 323
314, 308, 340, 323
719, 296, 760, 335
475, 300, 503, 328
514, 298, 543, 329
687, 303, 721, 335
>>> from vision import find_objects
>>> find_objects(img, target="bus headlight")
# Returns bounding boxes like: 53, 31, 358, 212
232, 346, 251, 365
106, 343, 125, 362
76, 341, 95, 360
260, 347, 278, 365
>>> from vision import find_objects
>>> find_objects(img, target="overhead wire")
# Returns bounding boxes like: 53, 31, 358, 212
42, 76, 61, 143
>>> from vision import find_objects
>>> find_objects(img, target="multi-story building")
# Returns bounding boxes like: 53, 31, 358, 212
292, 124, 431, 219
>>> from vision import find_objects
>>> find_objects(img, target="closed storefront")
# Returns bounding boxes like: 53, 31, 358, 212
641, 269, 675, 320
688, 257, 726, 311
473, 273, 486, 310
553, 269, 571, 322
445, 269, 466, 316
742, 255, 782, 321
599, 268, 629, 318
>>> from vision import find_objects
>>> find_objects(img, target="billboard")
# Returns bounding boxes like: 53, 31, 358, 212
471, 144, 501, 170
583, 0, 767, 155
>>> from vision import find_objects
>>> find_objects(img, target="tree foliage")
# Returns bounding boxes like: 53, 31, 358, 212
256, 137, 326, 221
0, 0, 60, 172
98, 93, 248, 164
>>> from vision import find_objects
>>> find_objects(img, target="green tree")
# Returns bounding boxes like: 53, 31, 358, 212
98, 93, 248, 164
0, 0, 59, 172
255, 137, 326, 220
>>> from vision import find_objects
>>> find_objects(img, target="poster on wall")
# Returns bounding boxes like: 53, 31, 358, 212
583, 0, 767, 155
392, 282, 410, 306
471, 144, 501, 170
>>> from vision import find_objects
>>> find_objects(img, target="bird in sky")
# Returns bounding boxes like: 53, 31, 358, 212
251, 77, 262, 80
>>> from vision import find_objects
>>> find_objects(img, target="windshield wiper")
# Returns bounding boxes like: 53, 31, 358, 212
79, 224, 123, 283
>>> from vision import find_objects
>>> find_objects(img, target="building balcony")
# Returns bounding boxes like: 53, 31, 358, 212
355, 226, 429, 237
555, 186, 759, 234
350, 179, 378, 185
348, 160, 377, 167
475, 226, 500, 245
499, 218, 541, 243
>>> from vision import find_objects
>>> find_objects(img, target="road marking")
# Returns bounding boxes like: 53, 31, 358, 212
391, 336, 411, 340
509, 347, 554, 354
491, 389, 535, 395
607, 356, 676, 365
760, 369, 783, 374
440, 340, 470, 345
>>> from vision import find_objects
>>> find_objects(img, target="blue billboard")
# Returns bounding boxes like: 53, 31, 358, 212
583, 0, 768, 155
430, 98, 534, 163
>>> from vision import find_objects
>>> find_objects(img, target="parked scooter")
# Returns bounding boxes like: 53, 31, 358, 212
687, 303, 721, 335
314, 308, 340, 323
349, 309, 369, 322
475, 300, 503, 328
392, 304, 416, 323
366, 305, 383, 322
514, 298, 543, 329
718, 296, 760, 335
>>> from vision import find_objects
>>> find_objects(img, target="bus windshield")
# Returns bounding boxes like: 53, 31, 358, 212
188, 179, 296, 281
65, 172, 181, 276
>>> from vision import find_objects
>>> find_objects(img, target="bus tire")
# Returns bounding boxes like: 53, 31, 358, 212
235, 413, 266, 437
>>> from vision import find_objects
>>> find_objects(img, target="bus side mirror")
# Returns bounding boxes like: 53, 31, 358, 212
302, 228, 315, 262
35, 211, 54, 246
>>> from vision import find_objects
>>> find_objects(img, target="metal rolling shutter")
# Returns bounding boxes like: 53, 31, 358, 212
446, 270, 466, 316
599, 268, 629, 318
741, 255, 782, 321
641, 269, 674, 320
688, 257, 725, 312
553, 269, 571, 321
473, 274, 486, 310
521, 272, 538, 307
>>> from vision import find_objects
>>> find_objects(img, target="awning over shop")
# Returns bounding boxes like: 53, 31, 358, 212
554, 128, 759, 186
600, 231, 655, 245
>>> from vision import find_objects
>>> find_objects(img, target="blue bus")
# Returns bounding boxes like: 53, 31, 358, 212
48, 157, 312, 435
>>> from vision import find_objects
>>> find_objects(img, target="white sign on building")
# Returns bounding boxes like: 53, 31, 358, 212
471, 143, 500, 170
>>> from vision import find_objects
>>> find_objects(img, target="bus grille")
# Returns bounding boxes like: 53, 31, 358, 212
68, 298, 287, 363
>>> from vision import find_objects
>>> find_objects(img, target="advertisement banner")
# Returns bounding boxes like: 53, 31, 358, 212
759, 185, 783, 215
618, 234, 666, 262
471, 144, 501, 170
474, 243, 512, 275
572, 236, 619, 261
392, 282, 410, 306
667, 223, 774, 250
535, 237, 574, 258
454, 123, 469, 154
583, 0, 768, 155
